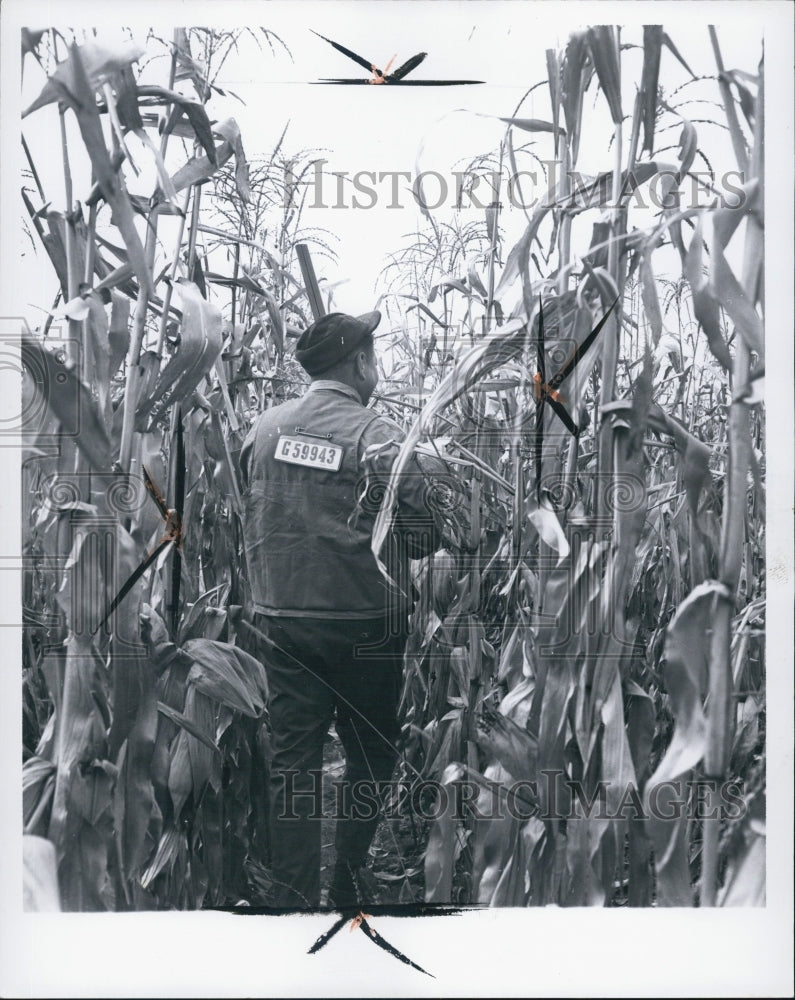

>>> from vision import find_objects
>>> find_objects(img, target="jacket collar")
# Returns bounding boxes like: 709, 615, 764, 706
308, 379, 363, 404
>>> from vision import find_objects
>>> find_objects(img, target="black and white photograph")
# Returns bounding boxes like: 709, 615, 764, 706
1, 0, 792, 995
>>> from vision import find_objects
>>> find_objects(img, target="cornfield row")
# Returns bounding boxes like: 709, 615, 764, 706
21, 25, 765, 910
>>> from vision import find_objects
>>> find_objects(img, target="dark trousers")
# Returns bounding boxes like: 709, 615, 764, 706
255, 614, 405, 908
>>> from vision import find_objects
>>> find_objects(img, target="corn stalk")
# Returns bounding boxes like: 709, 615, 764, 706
389, 23, 765, 910
700, 30, 764, 908
21, 27, 289, 910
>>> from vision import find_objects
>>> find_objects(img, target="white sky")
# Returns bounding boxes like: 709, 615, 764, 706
15, 2, 764, 320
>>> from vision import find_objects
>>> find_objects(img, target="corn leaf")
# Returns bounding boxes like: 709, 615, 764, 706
676, 117, 698, 178
183, 687, 217, 791
423, 762, 465, 902
135, 280, 223, 430
22, 38, 145, 117
154, 702, 217, 752
42, 210, 87, 297
47, 635, 106, 851
405, 301, 449, 328
170, 140, 235, 193
22, 334, 111, 470
23, 758, 56, 833
21, 28, 47, 64
172, 111, 218, 171
546, 48, 561, 153
488, 819, 533, 906
212, 118, 250, 202
526, 500, 570, 562
371, 315, 528, 572
662, 31, 697, 79
643, 581, 723, 788
684, 217, 733, 370
640, 585, 726, 905
640, 250, 663, 344
173, 28, 208, 98
640, 27, 663, 154
114, 675, 158, 880
260, 286, 285, 355
108, 291, 131, 378
140, 826, 182, 889
143, 88, 218, 164
586, 27, 622, 125
496, 116, 563, 135
184, 638, 268, 717
84, 291, 111, 423
561, 30, 591, 163
559, 160, 671, 214
467, 266, 488, 299
476, 703, 538, 783
64, 45, 154, 300
711, 243, 763, 355
168, 729, 193, 818
133, 128, 179, 205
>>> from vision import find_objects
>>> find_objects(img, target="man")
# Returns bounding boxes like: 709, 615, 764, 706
239, 310, 441, 908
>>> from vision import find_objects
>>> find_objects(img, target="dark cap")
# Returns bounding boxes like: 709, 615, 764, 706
295, 311, 381, 375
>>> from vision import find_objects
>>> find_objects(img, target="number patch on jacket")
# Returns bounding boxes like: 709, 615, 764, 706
274, 436, 343, 471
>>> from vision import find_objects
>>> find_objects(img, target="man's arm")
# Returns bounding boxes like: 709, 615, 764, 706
359, 415, 446, 558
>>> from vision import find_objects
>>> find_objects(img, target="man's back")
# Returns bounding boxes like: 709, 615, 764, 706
240, 381, 419, 619
238, 311, 444, 908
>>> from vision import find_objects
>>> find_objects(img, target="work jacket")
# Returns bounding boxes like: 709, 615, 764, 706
239, 380, 440, 619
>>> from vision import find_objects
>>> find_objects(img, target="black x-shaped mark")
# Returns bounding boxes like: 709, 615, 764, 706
308, 910, 433, 977
310, 30, 483, 86
533, 295, 619, 499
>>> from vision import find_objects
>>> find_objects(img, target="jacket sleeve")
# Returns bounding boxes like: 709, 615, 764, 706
359, 414, 445, 558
